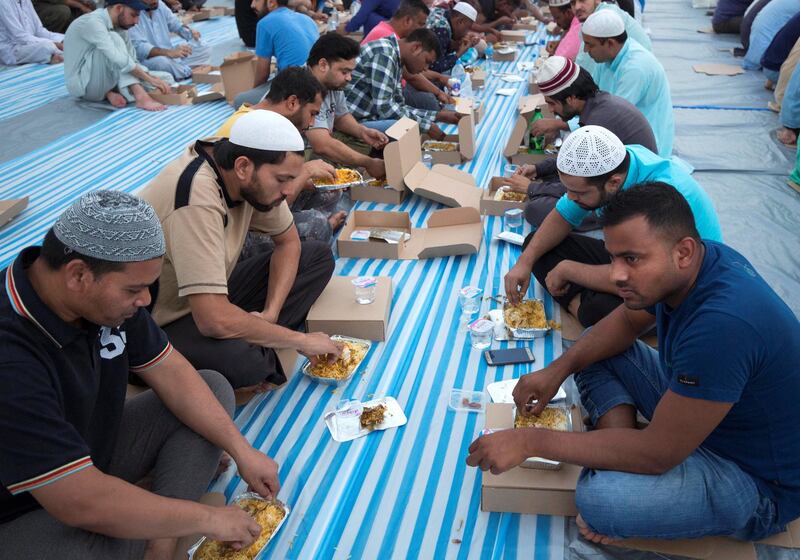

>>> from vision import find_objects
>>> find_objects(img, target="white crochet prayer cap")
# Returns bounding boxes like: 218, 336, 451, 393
453, 2, 478, 21
229, 109, 304, 152
549, 0, 571, 7
581, 9, 625, 38
557, 125, 627, 177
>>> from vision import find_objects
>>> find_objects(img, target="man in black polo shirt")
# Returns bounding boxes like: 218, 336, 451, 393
0, 191, 281, 559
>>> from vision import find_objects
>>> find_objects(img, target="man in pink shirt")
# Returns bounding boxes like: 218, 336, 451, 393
361, 0, 429, 44
546, 0, 581, 60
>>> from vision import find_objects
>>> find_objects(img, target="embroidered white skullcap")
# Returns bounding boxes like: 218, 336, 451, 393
582, 9, 625, 38
557, 125, 626, 177
453, 2, 478, 21
229, 109, 304, 152
549, 0, 571, 7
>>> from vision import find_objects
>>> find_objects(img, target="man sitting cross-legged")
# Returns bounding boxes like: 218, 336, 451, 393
0, 191, 281, 560
469, 183, 800, 544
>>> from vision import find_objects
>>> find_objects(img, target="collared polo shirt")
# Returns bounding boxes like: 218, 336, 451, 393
138, 139, 295, 326
0, 247, 172, 523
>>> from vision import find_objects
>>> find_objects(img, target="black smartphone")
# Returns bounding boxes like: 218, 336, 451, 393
484, 347, 536, 366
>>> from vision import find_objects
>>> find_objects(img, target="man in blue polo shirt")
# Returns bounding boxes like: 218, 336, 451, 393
504, 125, 721, 327
469, 183, 800, 542
0, 192, 281, 559
234, 0, 319, 108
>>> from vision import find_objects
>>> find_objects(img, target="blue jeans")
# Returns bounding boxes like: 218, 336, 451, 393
360, 119, 397, 133
574, 341, 782, 540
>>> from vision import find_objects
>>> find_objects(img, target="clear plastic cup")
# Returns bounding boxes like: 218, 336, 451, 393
503, 164, 519, 178
504, 208, 524, 230
469, 318, 494, 349
459, 286, 483, 315
352, 276, 377, 304
422, 153, 433, 169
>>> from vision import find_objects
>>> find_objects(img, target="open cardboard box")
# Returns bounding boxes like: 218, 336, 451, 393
421, 109, 476, 165
220, 52, 257, 104
0, 197, 28, 229
493, 42, 517, 61
503, 94, 553, 165
468, 68, 486, 89
481, 177, 528, 215
192, 65, 222, 84
149, 83, 225, 106
513, 22, 539, 30
528, 73, 540, 94
306, 276, 392, 341
482, 403, 800, 560
190, 9, 210, 21
337, 207, 482, 260
455, 97, 485, 125
354, 117, 482, 209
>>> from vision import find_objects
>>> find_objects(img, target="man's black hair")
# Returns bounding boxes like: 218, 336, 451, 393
394, 0, 430, 19
601, 30, 628, 44
275, 0, 290, 6
585, 151, 631, 189
212, 139, 304, 170
307, 33, 360, 67
600, 181, 700, 242
264, 66, 325, 104
548, 67, 599, 104
405, 28, 442, 58
40, 228, 126, 277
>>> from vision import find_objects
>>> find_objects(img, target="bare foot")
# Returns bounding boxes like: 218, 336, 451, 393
49, 53, 63, 64
576, 514, 618, 545
216, 452, 232, 476
777, 127, 798, 146
135, 93, 167, 112
106, 91, 127, 108
328, 210, 347, 231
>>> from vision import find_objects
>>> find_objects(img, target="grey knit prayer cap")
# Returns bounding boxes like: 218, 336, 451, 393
53, 191, 166, 263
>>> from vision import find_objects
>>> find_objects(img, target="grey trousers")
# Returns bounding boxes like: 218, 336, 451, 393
233, 81, 270, 109
140, 41, 211, 81
0, 370, 234, 560
403, 83, 441, 111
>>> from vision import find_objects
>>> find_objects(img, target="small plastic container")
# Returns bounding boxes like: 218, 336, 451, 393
448, 388, 486, 412
503, 164, 519, 178
469, 318, 494, 349
334, 399, 364, 439
504, 208, 524, 230
458, 285, 483, 315
422, 153, 434, 169
352, 276, 377, 304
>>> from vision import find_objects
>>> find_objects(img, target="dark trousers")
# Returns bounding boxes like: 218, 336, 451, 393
524, 180, 600, 232
524, 232, 622, 328
0, 370, 233, 560
161, 241, 334, 389
234, 0, 262, 48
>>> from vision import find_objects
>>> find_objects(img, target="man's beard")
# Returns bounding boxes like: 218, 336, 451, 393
241, 181, 283, 212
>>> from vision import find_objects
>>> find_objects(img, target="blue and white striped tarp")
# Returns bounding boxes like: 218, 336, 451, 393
0, 15, 242, 123
0, 19, 565, 558
207, 36, 568, 560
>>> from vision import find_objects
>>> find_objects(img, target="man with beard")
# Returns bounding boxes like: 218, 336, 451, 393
503, 126, 721, 328
469, 183, 800, 544
426, 1, 480, 74
305, 34, 389, 180
63, 0, 174, 111
499, 56, 656, 231
139, 110, 341, 392
546, 0, 581, 60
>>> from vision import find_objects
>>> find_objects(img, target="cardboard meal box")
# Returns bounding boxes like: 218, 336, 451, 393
224, 6, 236, 15
421, 111, 476, 165
206, 6, 226, 17
482, 403, 800, 560
148, 84, 197, 105
306, 276, 392, 341
455, 97, 485, 125
220, 52, 257, 104
528, 73, 540, 94
503, 94, 552, 165
337, 207, 483, 260
513, 22, 539, 30
493, 43, 517, 61
468, 68, 486, 89
191, 9, 210, 21
500, 29, 529, 42
0, 197, 28, 229
353, 117, 482, 208
192, 65, 222, 84
481, 177, 528, 216
191, 82, 225, 104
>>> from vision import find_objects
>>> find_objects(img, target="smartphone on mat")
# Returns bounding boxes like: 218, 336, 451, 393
484, 347, 535, 366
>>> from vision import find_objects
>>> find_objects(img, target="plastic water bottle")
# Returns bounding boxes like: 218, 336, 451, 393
458, 47, 479, 66
485, 42, 495, 74
451, 63, 466, 97
327, 9, 339, 32
350, 0, 361, 16
461, 71, 473, 98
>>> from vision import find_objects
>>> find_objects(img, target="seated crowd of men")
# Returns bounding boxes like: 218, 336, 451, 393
1, 0, 799, 557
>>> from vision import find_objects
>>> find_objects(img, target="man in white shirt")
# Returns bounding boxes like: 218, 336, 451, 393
0, 0, 64, 65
